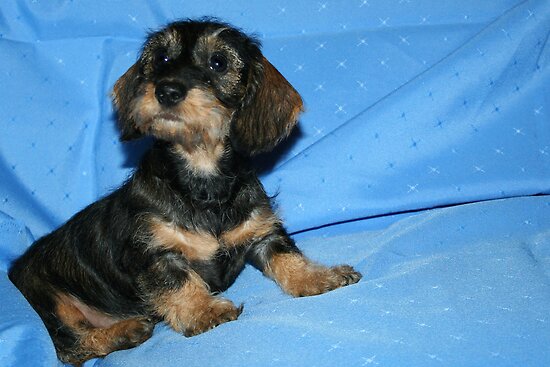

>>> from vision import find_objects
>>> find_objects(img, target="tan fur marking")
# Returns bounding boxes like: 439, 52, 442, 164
56, 294, 91, 329
112, 63, 140, 109
222, 208, 280, 246
134, 86, 232, 175
232, 57, 303, 155
196, 28, 246, 97
266, 253, 361, 297
56, 293, 118, 329
261, 57, 304, 134
149, 218, 219, 261
136, 83, 161, 132
55, 294, 153, 365
79, 318, 151, 356
164, 27, 183, 55
153, 271, 241, 336
172, 143, 227, 175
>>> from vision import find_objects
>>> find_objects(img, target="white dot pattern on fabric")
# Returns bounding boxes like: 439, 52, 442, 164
0, 1, 549, 366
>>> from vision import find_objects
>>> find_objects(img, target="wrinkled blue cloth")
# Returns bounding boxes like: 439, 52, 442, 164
0, 1, 549, 366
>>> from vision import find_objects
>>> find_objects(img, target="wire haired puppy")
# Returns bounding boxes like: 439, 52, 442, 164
8, 19, 362, 366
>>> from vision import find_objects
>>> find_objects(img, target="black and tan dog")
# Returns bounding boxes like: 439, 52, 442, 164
9, 19, 362, 366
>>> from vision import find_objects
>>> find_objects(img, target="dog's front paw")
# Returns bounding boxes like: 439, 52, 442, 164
268, 253, 363, 297
326, 265, 362, 288
295, 264, 362, 297
184, 299, 243, 337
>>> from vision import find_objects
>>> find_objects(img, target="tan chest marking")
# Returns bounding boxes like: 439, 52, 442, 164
222, 208, 280, 247
149, 219, 219, 261
172, 142, 227, 176
148, 209, 278, 261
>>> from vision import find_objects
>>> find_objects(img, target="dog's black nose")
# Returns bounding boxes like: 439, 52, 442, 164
155, 81, 187, 107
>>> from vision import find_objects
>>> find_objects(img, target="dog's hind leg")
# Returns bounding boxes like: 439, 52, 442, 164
55, 294, 154, 366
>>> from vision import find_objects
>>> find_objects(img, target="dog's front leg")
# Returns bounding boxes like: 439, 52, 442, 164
139, 251, 242, 336
247, 227, 362, 297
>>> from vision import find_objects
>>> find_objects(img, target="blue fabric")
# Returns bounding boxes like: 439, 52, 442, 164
97, 196, 550, 367
1, 0, 549, 366
0, 213, 60, 367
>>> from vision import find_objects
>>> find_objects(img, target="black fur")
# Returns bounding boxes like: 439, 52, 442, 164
8, 19, 360, 366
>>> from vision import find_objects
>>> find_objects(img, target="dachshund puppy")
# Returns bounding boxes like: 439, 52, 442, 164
9, 19, 362, 366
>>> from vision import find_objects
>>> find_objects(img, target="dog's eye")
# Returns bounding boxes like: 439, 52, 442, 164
154, 49, 171, 68
209, 53, 228, 73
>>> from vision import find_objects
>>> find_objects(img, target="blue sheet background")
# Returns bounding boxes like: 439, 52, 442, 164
1, 1, 549, 366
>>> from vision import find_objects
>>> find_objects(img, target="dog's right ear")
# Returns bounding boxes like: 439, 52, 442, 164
112, 63, 143, 141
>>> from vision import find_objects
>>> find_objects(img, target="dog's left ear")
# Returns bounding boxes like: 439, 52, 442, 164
112, 63, 143, 141
231, 57, 304, 155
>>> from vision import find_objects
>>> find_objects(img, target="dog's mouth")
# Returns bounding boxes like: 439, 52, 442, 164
154, 111, 184, 123
133, 84, 233, 146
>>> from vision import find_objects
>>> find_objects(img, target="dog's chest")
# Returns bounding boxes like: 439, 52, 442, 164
148, 204, 277, 263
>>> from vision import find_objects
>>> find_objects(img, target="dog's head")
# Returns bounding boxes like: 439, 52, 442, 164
112, 19, 303, 157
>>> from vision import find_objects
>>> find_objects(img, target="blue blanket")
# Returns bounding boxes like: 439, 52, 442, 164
1, 1, 549, 366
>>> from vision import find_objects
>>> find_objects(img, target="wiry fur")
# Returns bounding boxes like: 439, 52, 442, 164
8, 19, 362, 366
